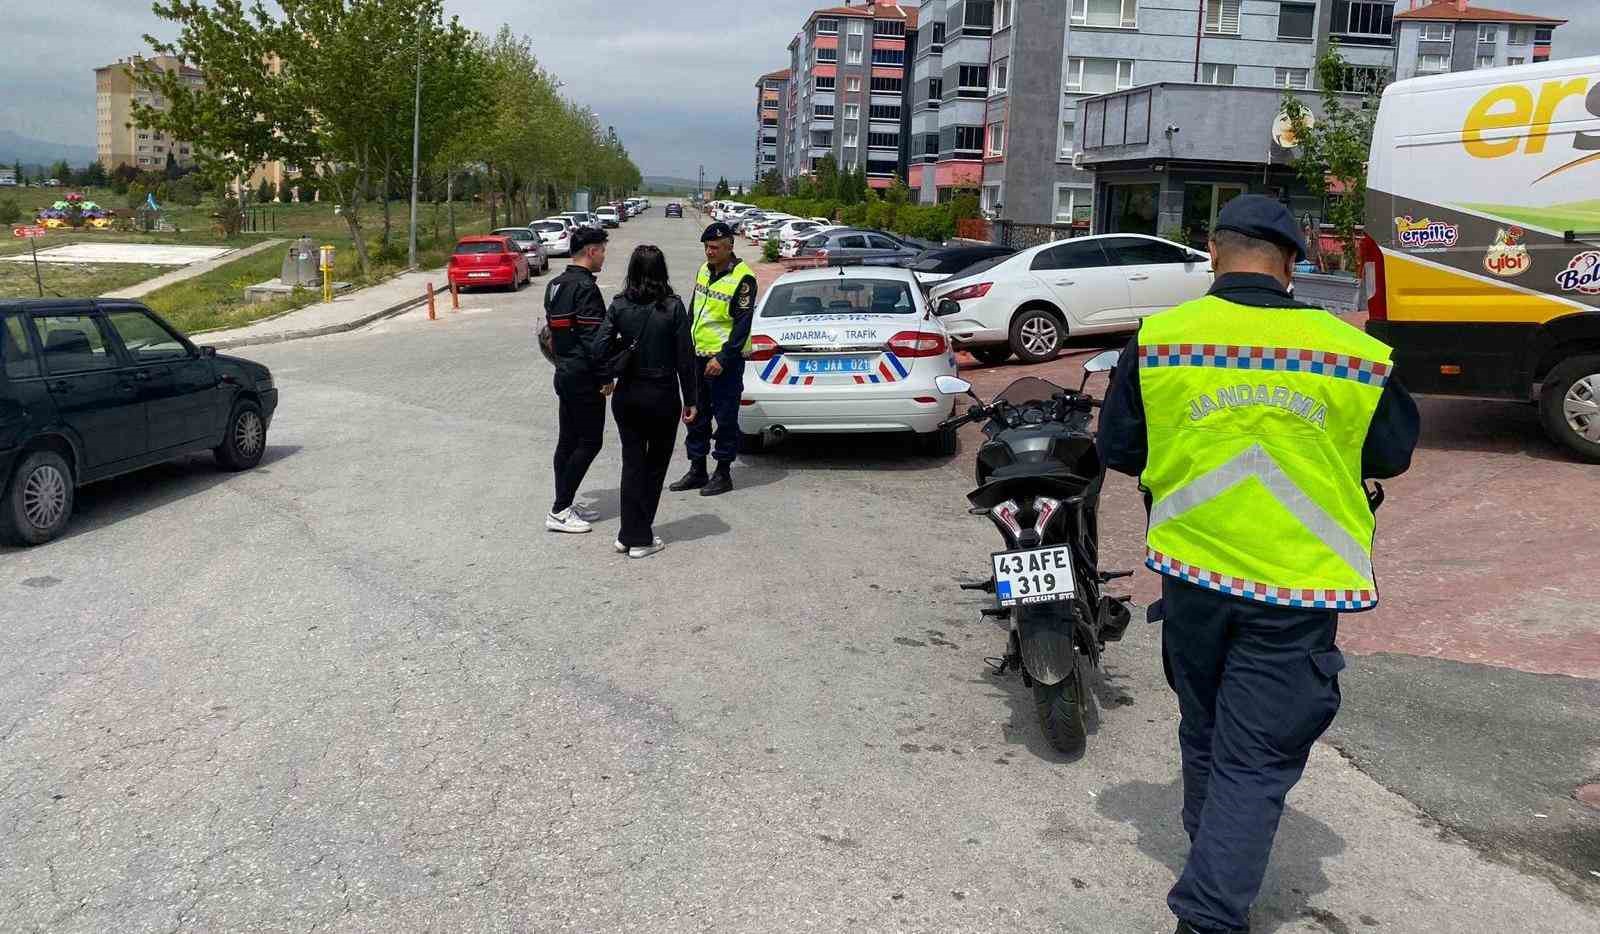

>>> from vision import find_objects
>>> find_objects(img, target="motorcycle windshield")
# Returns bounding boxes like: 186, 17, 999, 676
994, 377, 1068, 407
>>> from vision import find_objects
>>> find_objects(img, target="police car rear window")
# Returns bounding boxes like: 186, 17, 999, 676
762, 280, 915, 318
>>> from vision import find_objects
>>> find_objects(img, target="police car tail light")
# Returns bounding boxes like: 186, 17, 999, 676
991, 500, 1023, 538
1032, 497, 1061, 533
942, 282, 993, 303
748, 335, 780, 362
887, 330, 947, 358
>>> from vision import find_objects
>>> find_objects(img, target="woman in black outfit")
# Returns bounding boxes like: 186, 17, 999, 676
594, 245, 699, 559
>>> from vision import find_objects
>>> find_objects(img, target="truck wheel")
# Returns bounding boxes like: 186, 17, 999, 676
1539, 355, 1600, 463
1, 449, 74, 547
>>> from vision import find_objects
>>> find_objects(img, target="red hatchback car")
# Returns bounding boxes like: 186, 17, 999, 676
448, 236, 531, 291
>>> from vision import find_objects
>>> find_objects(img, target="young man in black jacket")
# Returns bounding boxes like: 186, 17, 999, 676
544, 226, 609, 533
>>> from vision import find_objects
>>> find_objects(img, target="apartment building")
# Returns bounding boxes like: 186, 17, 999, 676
1392, 0, 1563, 81
94, 56, 203, 173
781, 1, 916, 190
756, 68, 791, 181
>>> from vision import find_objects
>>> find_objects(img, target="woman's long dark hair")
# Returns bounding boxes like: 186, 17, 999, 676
624, 245, 674, 305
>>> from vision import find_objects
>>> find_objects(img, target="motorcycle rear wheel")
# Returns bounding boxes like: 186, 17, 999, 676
1032, 654, 1088, 756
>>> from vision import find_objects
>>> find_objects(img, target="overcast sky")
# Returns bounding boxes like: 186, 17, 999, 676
2, 1, 1593, 181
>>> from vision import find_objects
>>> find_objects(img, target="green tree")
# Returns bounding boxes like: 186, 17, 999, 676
10, 161, 20, 186
80, 161, 108, 188
50, 160, 72, 186
812, 155, 838, 201
1282, 44, 1378, 271
755, 169, 783, 197
0, 198, 20, 225
257, 178, 274, 203
714, 176, 731, 198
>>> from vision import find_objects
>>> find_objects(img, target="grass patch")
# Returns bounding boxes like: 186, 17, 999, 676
1459, 200, 1600, 234
0, 260, 168, 300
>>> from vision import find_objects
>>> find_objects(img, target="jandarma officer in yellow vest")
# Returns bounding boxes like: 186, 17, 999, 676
1096, 196, 1419, 934
668, 222, 758, 497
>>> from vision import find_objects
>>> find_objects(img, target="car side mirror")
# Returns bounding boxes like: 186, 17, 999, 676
935, 299, 961, 317
1083, 349, 1120, 373
935, 375, 973, 396
199, 345, 217, 358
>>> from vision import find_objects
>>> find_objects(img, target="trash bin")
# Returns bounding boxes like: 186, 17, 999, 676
281, 237, 319, 286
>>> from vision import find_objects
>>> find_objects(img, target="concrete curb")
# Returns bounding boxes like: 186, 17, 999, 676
199, 287, 433, 350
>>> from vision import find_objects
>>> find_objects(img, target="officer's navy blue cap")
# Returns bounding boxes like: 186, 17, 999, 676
571, 226, 608, 252
701, 222, 735, 242
1213, 194, 1307, 263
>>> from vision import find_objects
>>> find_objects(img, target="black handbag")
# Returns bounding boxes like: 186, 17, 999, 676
605, 302, 662, 383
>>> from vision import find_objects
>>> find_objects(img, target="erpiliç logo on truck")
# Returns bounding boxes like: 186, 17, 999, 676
1394, 216, 1459, 250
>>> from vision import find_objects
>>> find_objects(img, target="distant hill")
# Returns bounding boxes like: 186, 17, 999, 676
0, 130, 97, 169
642, 174, 756, 195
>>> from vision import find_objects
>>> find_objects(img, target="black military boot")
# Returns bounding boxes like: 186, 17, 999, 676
700, 462, 733, 497
668, 459, 708, 492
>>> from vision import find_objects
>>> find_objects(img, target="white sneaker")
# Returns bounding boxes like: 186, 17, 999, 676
617, 536, 662, 554
627, 539, 667, 559
545, 508, 592, 534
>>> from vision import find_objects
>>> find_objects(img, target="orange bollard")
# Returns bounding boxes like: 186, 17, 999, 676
450, 281, 460, 311
427, 282, 437, 320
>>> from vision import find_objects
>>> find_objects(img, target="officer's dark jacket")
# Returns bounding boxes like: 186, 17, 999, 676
591, 293, 700, 406
545, 264, 607, 395
702, 259, 757, 366
1097, 272, 1420, 482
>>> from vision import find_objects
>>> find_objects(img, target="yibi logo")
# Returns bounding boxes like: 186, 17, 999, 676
1554, 251, 1600, 294
1484, 226, 1531, 278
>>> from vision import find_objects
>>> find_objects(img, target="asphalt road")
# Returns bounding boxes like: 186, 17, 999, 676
2, 209, 1596, 933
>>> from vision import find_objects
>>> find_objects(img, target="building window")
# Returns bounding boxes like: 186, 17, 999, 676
870, 76, 903, 94
817, 17, 839, 34
1060, 117, 1076, 155
1535, 26, 1554, 44
847, 39, 863, 64
871, 48, 905, 66
1476, 55, 1496, 69
958, 65, 990, 97
1478, 24, 1497, 43
812, 130, 833, 147
963, 0, 996, 36
1072, 0, 1137, 29
813, 104, 835, 118
1417, 53, 1450, 74
867, 159, 897, 177
868, 131, 899, 150
1420, 23, 1454, 41
1201, 63, 1236, 85
843, 129, 858, 148
1054, 186, 1094, 225
817, 75, 836, 91
987, 122, 1005, 155
762, 117, 779, 127
1508, 26, 1532, 45
846, 76, 862, 92
843, 102, 860, 121
1066, 57, 1134, 93
1277, 67, 1310, 89
1507, 56, 1526, 66
1331, 1, 1394, 40
930, 22, 946, 49
991, 59, 1009, 95
923, 133, 939, 162
953, 125, 985, 156
982, 184, 1002, 213
1338, 65, 1392, 93
817, 47, 837, 63
1205, 0, 1242, 35
875, 19, 906, 37
1279, 3, 1316, 40
870, 103, 901, 121
929, 77, 943, 101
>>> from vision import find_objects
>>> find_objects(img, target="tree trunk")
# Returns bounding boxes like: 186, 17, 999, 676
447, 170, 456, 241
380, 153, 393, 251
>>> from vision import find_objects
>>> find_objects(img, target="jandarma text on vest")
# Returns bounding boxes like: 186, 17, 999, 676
1187, 383, 1328, 429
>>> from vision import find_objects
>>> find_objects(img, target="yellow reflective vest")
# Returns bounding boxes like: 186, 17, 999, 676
690, 260, 755, 357
1137, 294, 1395, 611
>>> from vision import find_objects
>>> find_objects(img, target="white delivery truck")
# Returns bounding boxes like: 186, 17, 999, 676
1361, 56, 1600, 461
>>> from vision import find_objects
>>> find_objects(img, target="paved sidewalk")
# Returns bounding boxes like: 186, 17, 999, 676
195, 266, 447, 349
99, 239, 285, 299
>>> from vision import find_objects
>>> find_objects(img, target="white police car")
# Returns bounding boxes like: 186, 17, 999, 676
740, 264, 961, 454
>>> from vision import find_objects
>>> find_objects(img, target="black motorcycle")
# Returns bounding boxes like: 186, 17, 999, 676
935, 351, 1133, 755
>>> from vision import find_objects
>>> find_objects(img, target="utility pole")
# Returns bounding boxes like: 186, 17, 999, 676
407, 10, 423, 268
698, 164, 705, 201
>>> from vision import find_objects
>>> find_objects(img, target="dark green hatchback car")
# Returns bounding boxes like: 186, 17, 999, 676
0, 300, 278, 546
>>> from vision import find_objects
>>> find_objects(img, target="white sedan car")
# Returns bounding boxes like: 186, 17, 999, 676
928, 234, 1212, 365
779, 222, 837, 258
740, 265, 960, 454
531, 218, 572, 257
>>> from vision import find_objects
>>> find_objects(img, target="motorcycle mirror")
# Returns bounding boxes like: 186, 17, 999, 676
935, 375, 972, 396
1083, 349, 1121, 374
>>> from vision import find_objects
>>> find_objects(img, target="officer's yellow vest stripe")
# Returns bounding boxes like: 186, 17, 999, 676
1137, 295, 1393, 611
691, 260, 754, 356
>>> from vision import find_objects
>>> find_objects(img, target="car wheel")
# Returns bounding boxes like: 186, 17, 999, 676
1539, 354, 1600, 463
1, 449, 74, 546
972, 346, 1012, 366
1010, 307, 1064, 364
215, 400, 267, 471
916, 424, 959, 456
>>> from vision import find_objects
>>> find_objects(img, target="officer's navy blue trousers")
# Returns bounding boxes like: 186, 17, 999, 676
1160, 577, 1346, 933
684, 357, 744, 464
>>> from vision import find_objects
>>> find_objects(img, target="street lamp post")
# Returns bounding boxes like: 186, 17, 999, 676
407, 12, 423, 268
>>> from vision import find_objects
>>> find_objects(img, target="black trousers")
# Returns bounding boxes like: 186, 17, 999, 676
684, 356, 744, 465
613, 378, 681, 547
552, 392, 606, 514
1160, 577, 1345, 932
